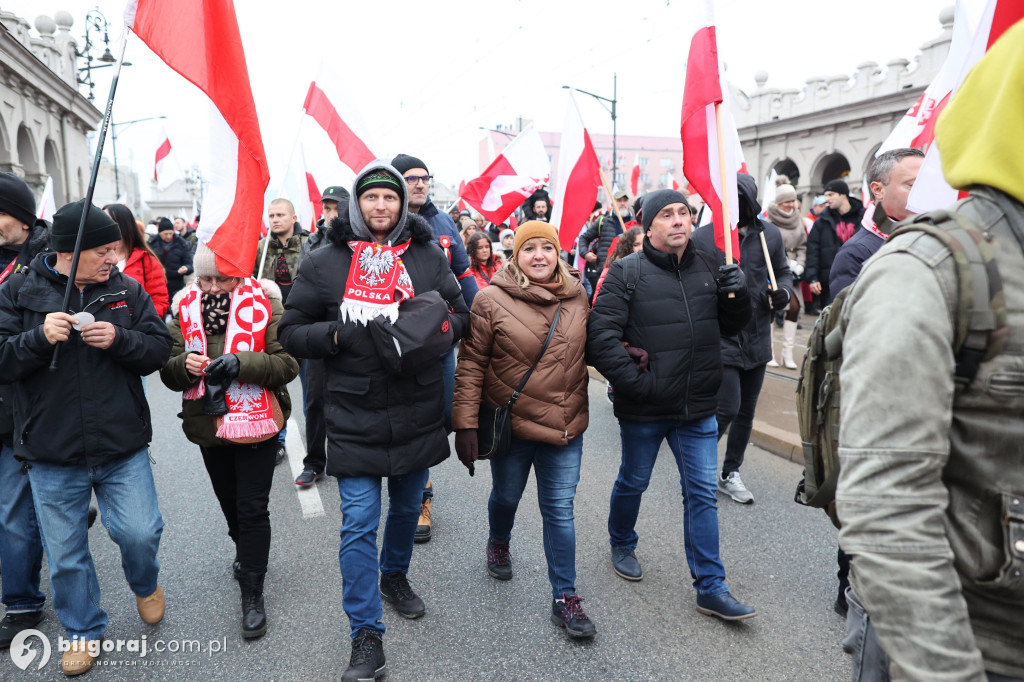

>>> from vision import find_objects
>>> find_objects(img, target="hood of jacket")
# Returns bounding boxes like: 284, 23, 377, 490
344, 160, 410, 244
736, 173, 763, 229
936, 19, 1024, 204
326, 196, 434, 249
488, 264, 585, 305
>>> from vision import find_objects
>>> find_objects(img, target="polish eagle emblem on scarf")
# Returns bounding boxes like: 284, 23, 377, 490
358, 244, 396, 287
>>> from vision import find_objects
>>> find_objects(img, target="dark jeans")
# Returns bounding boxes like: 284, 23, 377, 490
303, 358, 327, 473
0, 444, 45, 612
200, 440, 277, 574
716, 364, 767, 476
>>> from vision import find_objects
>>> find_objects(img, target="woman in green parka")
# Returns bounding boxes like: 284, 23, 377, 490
160, 243, 298, 640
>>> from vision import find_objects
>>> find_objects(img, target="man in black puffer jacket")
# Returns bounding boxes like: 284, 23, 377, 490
693, 173, 793, 506
278, 161, 468, 682
588, 189, 757, 622
149, 218, 194, 300
804, 179, 864, 308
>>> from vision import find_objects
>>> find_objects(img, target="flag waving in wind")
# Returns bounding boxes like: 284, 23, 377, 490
303, 81, 376, 174
462, 125, 551, 225
550, 91, 602, 254
630, 155, 641, 196
127, 0, 269, 277
153, 134, 171, 183
681, 0, 741, 261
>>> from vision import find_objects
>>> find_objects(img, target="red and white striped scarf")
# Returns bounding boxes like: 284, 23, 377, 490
178, 278, 279, 441
341, 239, 415, 326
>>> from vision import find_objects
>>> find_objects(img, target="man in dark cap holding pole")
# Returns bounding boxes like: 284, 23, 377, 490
0, 199, 173, 675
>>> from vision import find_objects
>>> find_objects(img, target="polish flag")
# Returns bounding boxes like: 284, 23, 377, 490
462, 125, 551, 225
630, 155, 640, 196
681, 0, 741, 261
306, 171, 322, 232
904, 0, 1024, 213
127, 0, 269, 277
303, 81, 376, 174
38, 176, 57, 222
153, 135, 171, 183
295, 144, 321, 232
458, 180, 468, 211
550, 91, 602, 253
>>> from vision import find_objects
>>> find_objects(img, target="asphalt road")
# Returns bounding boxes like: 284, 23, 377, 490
1, 374, 851, 681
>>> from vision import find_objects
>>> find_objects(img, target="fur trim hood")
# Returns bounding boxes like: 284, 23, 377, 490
325, 199, 435, 248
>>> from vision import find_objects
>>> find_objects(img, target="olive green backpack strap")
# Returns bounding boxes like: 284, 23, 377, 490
890, 205, 1008, 388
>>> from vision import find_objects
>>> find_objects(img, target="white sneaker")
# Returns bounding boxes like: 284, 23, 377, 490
718, 471, 754, 504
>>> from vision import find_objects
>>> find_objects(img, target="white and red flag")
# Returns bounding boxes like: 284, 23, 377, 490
681, 0, 742, 261
153, 134, 171, 183
303, 81, 375, 174
297, 144, 322, 232
630, 155, 641, 196
904, 0, 1024, 213
457, 180, 468, 212
550, 92, 602, 253
461, 125, 551, 225
127, 0, 269, 277
38, 176, 57, 222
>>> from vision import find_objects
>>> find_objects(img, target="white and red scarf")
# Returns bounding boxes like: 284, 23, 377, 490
179, 277, 278, 441
860, 201, 893, 241
340, 239, 415, 326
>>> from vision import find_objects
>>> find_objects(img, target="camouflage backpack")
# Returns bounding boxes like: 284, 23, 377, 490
794, 205, 1008, 525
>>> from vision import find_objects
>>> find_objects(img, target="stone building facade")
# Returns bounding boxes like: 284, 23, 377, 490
732, 7, 954, 202
0, 8, 101, 207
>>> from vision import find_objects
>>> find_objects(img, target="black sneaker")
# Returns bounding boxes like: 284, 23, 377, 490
551, 594, 596, 639
341, 629, 385, 682
275, 446, 287, 466
486, 538, 512, 580
379, 572, 425, 619
0, 610, 44, 650
295, 467, 324, 488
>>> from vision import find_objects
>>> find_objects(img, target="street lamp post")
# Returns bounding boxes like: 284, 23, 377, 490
76, 8, 132, 102
563, 73, 618, 190
110, 116, 167, 198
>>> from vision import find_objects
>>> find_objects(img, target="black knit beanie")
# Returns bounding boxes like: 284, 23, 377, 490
390, 154, 428, 176
641, 190, 690, 230
0, 172, 38, 227
824, 179, 850, 196
49, 199, 121, 252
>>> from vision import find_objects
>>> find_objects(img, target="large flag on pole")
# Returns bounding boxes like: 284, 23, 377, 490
153, 134, 171, 183
681, 0, 741, 260
461, 125, 551, 225
904, 0, 1024, 213
127, 0, 269, 277
630, 155, 641, 196
38, 176, 57, 222
550, 91, 602, 254
303, 81, 376, 174
299, 144, 322, 232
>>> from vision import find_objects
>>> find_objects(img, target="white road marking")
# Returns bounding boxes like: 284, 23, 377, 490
285, 418, 325, 518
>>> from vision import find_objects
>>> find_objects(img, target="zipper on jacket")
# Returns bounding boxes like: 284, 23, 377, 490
83, 288, 128, 312
677, 267, 695, 421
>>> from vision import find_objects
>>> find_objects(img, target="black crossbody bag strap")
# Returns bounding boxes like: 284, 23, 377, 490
507, 301, 562, 407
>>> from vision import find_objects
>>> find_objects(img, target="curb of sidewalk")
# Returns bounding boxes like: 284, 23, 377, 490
587, 366, 802, 464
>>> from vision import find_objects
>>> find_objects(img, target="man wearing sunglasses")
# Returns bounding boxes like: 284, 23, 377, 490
391, 154, 478, 546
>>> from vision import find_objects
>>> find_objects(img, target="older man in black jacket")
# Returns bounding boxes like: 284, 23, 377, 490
588, 188, 757, 622
692, 174, 793, 505
0, 199, 172, 675
279, 161, 468, 682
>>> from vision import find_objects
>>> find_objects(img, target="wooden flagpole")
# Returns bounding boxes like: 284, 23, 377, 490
713, 101, 733, 265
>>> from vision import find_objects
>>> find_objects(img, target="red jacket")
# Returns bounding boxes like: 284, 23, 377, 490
121, 248, 169, 317
471, 260, 500, 290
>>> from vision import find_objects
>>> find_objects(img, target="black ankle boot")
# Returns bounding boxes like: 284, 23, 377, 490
238, 571, 267, 639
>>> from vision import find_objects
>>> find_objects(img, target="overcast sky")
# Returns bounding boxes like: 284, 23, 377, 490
11, 0, 952, 205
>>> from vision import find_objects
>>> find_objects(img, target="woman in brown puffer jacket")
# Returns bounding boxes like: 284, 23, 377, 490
452, 221, 595, 640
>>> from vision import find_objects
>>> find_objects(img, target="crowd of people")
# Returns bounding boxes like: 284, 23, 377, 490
1, 28, 1023, 681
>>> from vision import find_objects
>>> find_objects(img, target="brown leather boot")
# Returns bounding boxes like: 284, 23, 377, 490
414, 497, 432, 544
61, 639, 100, 676
136, 585, 165, 624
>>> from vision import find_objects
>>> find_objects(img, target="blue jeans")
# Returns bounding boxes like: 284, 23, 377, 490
337, 468, 430, 637
27, 447, 164, 640
489, 436, 583, 598
608, 416, 727, 596
0, 444, 45, 613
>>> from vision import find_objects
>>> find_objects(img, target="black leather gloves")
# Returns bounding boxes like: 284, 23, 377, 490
717, 264, 746, 295
204, 353, 240, 383
454, 429, 478, 476
769, 286, 792, 311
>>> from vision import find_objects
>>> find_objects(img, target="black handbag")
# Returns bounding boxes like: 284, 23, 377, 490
477, 302, 562, 460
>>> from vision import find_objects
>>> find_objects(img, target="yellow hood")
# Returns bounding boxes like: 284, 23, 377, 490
936, 18, 1024, 203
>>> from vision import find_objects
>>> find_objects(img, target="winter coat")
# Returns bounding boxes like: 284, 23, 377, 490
828, 203, 896, 300
277, 202, 469, 479
470, 260, 500, 289
0, 253, 173, 466
150, 234, 194, 294
121, 248, 169, 317
0, 221, 50, 442
692, 174, 793, 370
804, 197, 865, 286
417, 198, 479, 309
452, 266, 589, 446
160, 281, 298, 448
587, 238, 750, 422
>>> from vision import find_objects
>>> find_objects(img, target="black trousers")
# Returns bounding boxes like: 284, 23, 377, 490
715, 364, 767, 476
200, 439, 276, 573
303, 359, 327, 473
